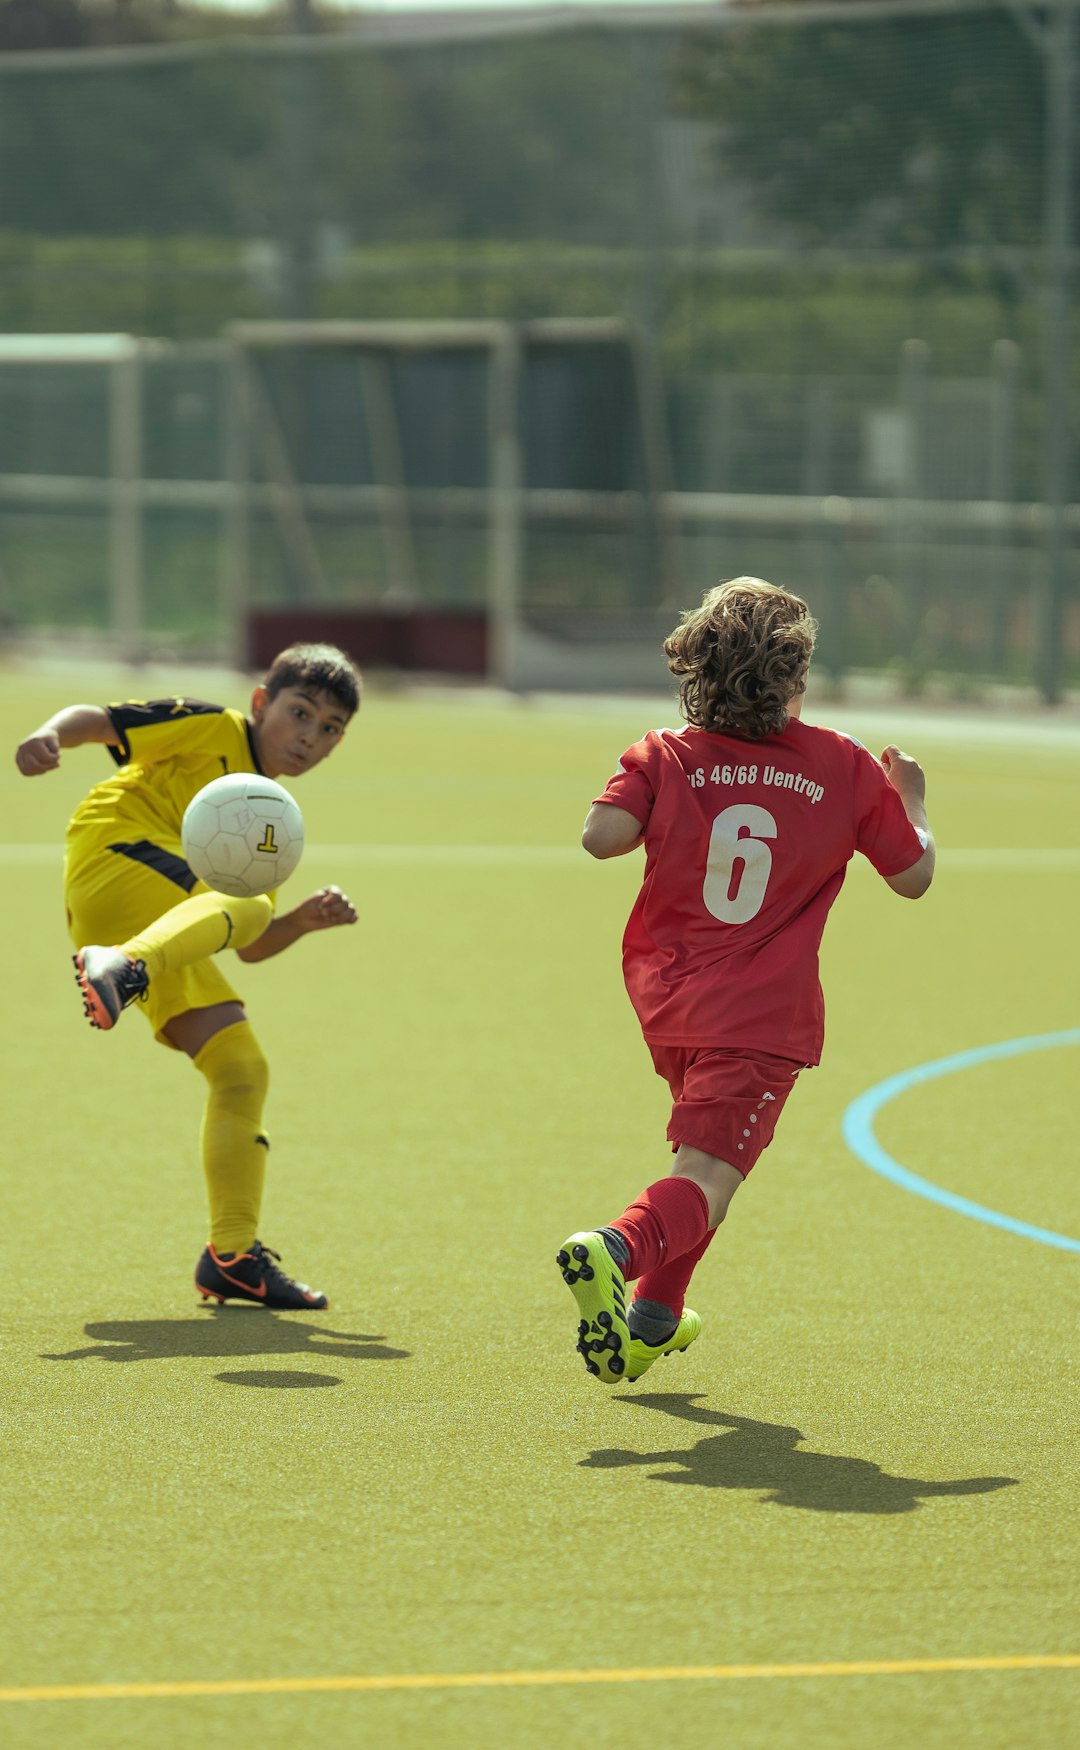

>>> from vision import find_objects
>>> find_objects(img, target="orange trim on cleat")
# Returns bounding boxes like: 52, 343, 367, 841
72, 946, 149, 1031
194, 1241, 329, 1310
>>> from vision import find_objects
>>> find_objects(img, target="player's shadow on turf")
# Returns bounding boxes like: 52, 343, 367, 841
41, 1313, 409, 1375
580, 1395, 1019, 1515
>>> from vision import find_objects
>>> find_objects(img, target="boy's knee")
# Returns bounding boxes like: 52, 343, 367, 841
226, 1038, 269, 1102
671, 1146, 743, 1227
226, 893, 274, 951
195, 1021, 269, 1101
229, 1050, 269, 1104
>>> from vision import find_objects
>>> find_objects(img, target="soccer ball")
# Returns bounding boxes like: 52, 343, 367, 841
181, 774, 304, 898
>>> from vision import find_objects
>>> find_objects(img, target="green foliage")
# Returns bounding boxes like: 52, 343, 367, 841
0, 14, 1061, 368
0, 13, 1058, 262
675, 17, 1046, 250
0, 230, 1046, 378
0, 60, 270, 236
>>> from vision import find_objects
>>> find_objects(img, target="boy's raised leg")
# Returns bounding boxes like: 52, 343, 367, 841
73, 892, 273, 1031
556, 1232, 631, 1382
73, 946, 149, 1030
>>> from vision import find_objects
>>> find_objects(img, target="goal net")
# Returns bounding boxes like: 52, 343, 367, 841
225, 317, 681, 690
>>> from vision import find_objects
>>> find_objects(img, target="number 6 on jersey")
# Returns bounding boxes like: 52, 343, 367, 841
703, 804, 778, 924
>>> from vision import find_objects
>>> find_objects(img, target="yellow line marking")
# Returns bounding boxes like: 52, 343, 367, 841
2, 1656, 1078, 1703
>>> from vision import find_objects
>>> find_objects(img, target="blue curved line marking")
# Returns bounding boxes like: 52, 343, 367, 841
842, 1030, 1080, 1254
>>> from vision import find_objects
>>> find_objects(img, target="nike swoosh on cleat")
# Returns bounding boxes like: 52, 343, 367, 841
217, 1269, 267, 1300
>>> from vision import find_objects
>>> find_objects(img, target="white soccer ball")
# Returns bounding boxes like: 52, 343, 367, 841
181, 774, 304, 898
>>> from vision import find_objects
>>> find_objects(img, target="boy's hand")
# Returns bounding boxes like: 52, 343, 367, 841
15, 731, 62, 776
880, 745, 926, 805
296, 885, 358, 933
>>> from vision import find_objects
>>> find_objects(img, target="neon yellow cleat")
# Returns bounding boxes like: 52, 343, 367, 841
556, 1231, 631, 1383
624, 1308, 702, 1382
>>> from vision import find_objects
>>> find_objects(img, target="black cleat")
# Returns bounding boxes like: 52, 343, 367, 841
195, 1241, 329, 1310
73, 945, 149, 1030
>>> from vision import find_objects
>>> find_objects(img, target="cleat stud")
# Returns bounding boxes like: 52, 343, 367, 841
579, 1265, 594, 1281
597, 1311, 612, 1329
609, 1357, 625, 1376
571, 1245, 589, 1262
555, 1250, 569, 1269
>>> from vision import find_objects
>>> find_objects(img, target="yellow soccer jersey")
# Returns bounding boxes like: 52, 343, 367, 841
66, 697, 264, 878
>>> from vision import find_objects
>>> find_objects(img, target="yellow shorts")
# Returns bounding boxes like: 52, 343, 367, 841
65, 844, 243, 1049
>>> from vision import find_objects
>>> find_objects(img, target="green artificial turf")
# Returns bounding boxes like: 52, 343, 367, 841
0, 664, 1077, 1749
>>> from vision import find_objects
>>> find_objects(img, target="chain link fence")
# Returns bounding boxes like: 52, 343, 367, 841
0, 2, 1075, 696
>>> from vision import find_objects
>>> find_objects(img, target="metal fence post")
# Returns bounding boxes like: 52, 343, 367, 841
988, 339, 1022, 677
1036, 0, 1077, 703
801, 381, 845, 683
222, 339, 251, 671
899, 338, 931, 675
487, 323, 523, 691
107, 342, 144, 665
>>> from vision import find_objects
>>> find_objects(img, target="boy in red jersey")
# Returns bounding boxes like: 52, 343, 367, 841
557, 578, 934, 1383
15, 643, 361, 1310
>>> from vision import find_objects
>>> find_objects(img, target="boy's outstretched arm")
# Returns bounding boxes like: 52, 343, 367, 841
235, 884, 358, 963
880, 745, 936, 899
582, 802, 644, 859
15, 705, 121, 776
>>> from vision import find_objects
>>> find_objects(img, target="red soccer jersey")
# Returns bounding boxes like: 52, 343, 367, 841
594, 719, 924, 1064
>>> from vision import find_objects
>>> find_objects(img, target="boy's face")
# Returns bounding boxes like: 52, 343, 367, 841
249, 683, 351, 779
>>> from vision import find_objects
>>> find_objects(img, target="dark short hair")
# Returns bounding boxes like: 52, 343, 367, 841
262, 643, 362, 718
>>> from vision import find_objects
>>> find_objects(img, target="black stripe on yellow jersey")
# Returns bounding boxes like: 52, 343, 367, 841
66, 698, 266, 868
106, 698, 264, 775
107, 839, 199, 892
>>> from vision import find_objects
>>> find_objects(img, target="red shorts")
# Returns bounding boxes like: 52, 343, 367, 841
646, 1043, 802, 1176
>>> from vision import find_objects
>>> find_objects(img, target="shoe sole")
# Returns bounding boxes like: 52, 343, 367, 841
195, 1278, 330, 1311
556, 1232, 630, 1383
72, 951, 116, 1030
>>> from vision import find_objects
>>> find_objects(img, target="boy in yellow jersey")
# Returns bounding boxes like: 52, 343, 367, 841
15, 642, 362, 1311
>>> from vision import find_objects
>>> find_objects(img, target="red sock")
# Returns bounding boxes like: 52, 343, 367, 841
610, 1177, 711, 1282
634, 1225, 718, 1321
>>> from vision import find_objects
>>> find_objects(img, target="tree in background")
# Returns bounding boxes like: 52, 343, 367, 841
676, 17, 1046, 251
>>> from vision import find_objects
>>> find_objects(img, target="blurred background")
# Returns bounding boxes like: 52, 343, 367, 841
0, 0, 1076, 701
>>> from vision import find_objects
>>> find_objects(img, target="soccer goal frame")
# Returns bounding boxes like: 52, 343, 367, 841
0, 332, 146, 661
223, 317, 679, 688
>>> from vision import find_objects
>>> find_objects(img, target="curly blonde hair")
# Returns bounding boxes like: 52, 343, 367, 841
664, 577, 817, 739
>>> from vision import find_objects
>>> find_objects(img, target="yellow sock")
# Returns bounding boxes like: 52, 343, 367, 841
193, 1021, 270, 1255
123, 891, 273, 978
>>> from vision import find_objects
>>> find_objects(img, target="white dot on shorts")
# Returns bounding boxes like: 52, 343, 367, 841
743, 1129, 751, 1137
738, 1143, 744, 1151
750, 1114, 758, 1123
